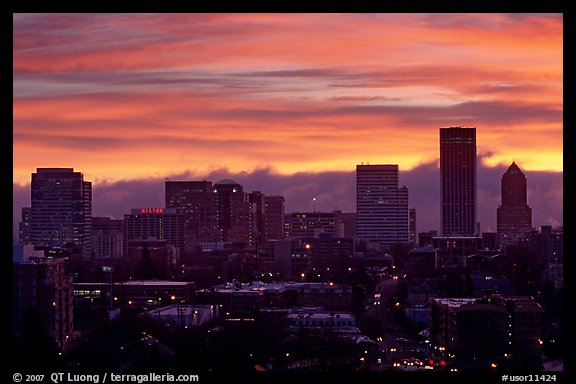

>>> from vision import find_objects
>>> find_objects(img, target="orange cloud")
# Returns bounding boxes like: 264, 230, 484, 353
13, 13, 563, 185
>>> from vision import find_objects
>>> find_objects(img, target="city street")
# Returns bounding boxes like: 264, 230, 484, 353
365, 277, 430, 371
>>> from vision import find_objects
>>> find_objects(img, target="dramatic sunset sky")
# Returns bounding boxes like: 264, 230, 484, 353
12, 13, 563, 241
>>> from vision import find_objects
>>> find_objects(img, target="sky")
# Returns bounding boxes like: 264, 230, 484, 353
12, 13, 563, 242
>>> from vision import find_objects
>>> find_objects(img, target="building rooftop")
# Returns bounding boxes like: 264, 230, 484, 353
117, 280, 194, 286
287, 311, 354, 320
433, 298, 478, 308
142, 304, 214, 317
14, 256, 65, 265
215, 178, 238, 185
433, 295, 542, 311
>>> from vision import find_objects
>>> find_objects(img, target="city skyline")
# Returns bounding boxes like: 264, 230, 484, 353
12, 13, 563, 241
13, 160, 562, 244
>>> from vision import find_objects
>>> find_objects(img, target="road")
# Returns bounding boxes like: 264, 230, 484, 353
364, 277, 431, 371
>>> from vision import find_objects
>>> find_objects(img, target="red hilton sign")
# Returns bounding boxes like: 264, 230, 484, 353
140, 208, 164, 214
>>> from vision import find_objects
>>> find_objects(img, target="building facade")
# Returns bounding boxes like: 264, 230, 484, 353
13, 257, 74, 351
284, 211, 345, 239
429, 295, 543, 371
26, 168, 92, 258
248, 191, 267, 245
264, 195, 286, 241
123, 208, 184, 257
165, 180, 219, 250
213, 179, 256, 246
91, 216, 123, 259
356, 164, 409, 251
497, 162, 532, 248
409, 208, 417, 248
440, 127, 477, 237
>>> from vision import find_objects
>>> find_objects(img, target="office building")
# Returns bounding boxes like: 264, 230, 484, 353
91, 217, 123, 259
527, 225, 563, 265
284, 211, 345, 239
497, 162, 532, 248
165, 180, 219, 250
409, 208, 416, 247
264, 195, 285, 240
356, 164, 409, 251
248, 191, 266, 245
339, 212, 357, 239
18, 206, 31, 245
26, 167, 92, 258
213, 179, 256, 246
440, 127, 477, 236
301, 233, 353, 283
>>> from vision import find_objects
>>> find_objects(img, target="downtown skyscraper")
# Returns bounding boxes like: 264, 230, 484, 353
165, 180, 219, 251
25, 168, 92, 258
356, 164, 409, 251
440, 127, 477, 237
213, 179, 256, 246
264, 195, 286, 241
497, 162, 532, 248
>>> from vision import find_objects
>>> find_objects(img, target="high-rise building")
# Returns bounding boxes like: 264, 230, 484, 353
165, 180, 219, 249
27, 168, 92, 258
248, 191, 266, 245
356, 164, 409, 251
213, 179, 256, 246
264, 195, 285, 240
18, 206, 32, 245
496, 162, 532, 248
440, 127, 477, 236
409, 208, 417, 247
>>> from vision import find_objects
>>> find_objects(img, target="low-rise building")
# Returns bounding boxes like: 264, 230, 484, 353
429, 294, 543, 371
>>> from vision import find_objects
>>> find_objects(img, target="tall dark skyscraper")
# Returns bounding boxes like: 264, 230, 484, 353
248, 191, 266, 245
497, 162, 532, 248
264, 195, 285, 240
440, 127, 477, 236
26, 168, 92, 258
213, 179, 256, 245
356, 164, 409, 251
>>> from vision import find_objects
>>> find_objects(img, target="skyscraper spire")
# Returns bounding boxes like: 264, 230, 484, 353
497, 161, 532, 248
